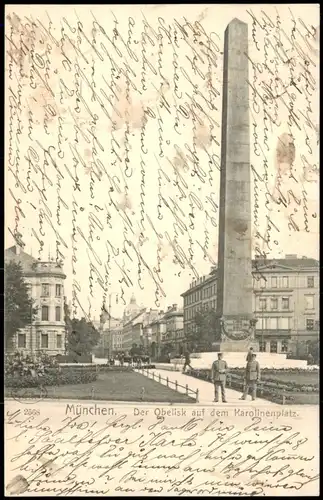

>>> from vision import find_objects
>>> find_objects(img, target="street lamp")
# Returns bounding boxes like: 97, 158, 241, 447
101, 292, 119, 358
260, 286, 265, 352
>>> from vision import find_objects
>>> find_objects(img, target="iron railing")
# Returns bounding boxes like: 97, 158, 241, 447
136, 367, 199, 402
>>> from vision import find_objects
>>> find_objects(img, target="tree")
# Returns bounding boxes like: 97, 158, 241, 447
4, 262, 38, 350
187, 310, 221, 350
66, 317, 100, 360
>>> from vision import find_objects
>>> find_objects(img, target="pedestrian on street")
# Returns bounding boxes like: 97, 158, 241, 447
211, 353, 228, 403
240, 353, 260, 401
307, 353, 314, 365
246, 347, 254, 362
182, 350, 193, 373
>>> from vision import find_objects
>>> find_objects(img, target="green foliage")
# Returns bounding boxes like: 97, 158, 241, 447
6, 369, 97, 388
67, 317, 100, 359
4, 262, 38, 349
307, 340, 320, 363
186, 310, 221, 349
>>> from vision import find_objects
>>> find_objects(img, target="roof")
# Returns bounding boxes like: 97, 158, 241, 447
5, 246, 37, 273
252, 257, 319, 270
181, 257, 319, 296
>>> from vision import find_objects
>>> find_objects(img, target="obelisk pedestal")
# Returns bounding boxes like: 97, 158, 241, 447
214, 18, 258, 352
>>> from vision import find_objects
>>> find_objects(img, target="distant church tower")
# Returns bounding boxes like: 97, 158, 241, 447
123, 294, 141, 323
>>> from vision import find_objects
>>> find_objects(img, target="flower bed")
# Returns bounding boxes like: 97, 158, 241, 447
6, 368, 97, 388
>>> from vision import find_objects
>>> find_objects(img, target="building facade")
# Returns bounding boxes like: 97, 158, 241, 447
162, 304, 184, 352
181, 256, 319, 355
5, 245, 67, 356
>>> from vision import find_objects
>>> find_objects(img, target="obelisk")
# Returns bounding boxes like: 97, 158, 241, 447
215, 18, 258, 350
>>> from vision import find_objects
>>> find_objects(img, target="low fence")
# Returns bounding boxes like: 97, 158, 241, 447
187, 370, 294, 405
136, 367, 199, 403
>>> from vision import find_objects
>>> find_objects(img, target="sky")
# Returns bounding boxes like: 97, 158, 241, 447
5, 4, 320, 320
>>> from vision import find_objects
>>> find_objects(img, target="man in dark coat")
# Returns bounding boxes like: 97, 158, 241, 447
240, 353, 260, 401
182, 350, 193, 373
211, 353, 228, 403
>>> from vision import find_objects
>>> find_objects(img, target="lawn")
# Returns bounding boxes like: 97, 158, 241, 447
6, 371, 195, 403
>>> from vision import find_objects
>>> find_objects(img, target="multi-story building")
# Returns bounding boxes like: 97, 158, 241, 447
122, 308, 160, 352
95, 315, 123, 357
5, 245, 66, 356
181, 255, 319, 355
162, 304, 184, 351
147, 313, 166, 358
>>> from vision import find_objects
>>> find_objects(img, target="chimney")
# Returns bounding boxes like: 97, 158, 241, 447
15, 244, 21, 255
172, 304, 177, 310
167, 306, 172, 311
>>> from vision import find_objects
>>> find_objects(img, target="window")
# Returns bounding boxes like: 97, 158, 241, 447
259, 341, 266, 352
41, 284, 50, 297
55, 306, 61, 321
305, 295, 314, 310
258, 317, 267, 329
56, 284, 62, 297
282, 297, 290, 310
259, 298, 267, 310
260, 277, 267, 289
282, 276, 289, 288
281, 340, 289, 353
41, 333, 49, 348
306, 319, 314, 331
280, 317, 290, 329
271, 277, 277, 288
18, 333, 26, 348
268, 317, 278, 330
41, 306, 49, 321
271, 298, 278, 310
307, 276, 314, 288
270, 341, 278, 353
57, 334, 62, 349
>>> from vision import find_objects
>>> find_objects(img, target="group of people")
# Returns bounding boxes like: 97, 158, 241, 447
109, 353, 150, 367
211, 347, 260, 402
181, 347, 260, 403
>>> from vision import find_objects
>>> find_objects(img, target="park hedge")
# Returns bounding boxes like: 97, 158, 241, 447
5, 368, 97, 388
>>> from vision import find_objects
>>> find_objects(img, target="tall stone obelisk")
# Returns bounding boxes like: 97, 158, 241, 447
215, 18, 258, 350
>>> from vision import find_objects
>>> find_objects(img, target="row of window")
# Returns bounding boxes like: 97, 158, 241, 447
184, 284, 217, 305
41, 284, 63, 297
17, 332, 63, 349
257, 317, 291, 330
257, 317, 318, 331
255, 275, 315, 289
259, 340, 289, 353
41, 305, 62, 322
185, 276, 316, 303
258, 297, 290, 311
184, 301, 216, 320
258, 295, 315, 311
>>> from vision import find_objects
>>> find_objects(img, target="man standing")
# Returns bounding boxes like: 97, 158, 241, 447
246, 347, 254, 362
211, 353, 228, 403
182, 350, 193, 373
240, 353, 260, 401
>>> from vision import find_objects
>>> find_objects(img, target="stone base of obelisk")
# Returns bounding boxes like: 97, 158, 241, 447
211, 340, 259, 353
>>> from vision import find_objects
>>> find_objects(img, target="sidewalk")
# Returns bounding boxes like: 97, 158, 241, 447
136, 368, 280, 406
